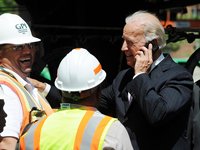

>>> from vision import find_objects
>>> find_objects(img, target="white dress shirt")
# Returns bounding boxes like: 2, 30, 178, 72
0, 68, 40, 139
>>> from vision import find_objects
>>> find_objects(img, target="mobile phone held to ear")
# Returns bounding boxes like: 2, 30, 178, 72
145, 39, 159, 53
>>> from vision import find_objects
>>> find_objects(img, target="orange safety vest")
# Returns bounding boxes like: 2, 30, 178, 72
19, 109, 117, 150
0, 70, 54, 136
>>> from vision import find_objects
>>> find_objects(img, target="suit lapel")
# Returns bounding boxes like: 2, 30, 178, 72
124, 55, 173, 115
119, 69, 134, 113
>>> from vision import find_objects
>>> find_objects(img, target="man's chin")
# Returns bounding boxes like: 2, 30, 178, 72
127, 61, 132, 66
23, 68, 32, 75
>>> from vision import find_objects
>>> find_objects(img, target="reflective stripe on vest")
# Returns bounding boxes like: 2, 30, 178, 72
20, 116, 48, 150
0, 70, 53, 136
20, 109, 117, 150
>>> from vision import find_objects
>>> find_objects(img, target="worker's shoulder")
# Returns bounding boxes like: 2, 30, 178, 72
108, 119, 127, 133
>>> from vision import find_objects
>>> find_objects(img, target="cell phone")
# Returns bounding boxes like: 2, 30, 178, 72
145, 39, 159, 53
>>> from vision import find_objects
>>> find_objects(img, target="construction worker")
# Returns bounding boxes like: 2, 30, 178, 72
19, 48, 133, 150
0, 13, 54, 149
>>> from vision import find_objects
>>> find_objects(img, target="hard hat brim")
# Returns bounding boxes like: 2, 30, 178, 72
0, 36, 41, 45
54, 70, 106, 92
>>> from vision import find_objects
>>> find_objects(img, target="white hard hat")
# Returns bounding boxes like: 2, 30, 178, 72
0, 13, 40, 45
55, 48, 106, 92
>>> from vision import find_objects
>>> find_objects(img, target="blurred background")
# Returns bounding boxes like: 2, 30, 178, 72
0, 0, 200, 86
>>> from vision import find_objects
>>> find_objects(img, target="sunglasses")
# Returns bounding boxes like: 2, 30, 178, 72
1, 43, 36, 51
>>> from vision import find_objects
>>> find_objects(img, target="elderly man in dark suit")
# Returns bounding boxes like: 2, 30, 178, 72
97, 10, 194, 150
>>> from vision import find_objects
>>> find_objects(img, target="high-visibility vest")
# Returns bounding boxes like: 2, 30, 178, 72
20, 109, 117, 150
0, 70, 54, 136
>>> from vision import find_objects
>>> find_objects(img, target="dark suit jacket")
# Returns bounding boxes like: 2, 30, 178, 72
46, 86, 62, 108
97, 55, 194, 150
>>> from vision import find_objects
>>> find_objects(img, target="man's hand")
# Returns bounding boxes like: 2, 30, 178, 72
27, 77, 46, 92
134, 43, 153, 74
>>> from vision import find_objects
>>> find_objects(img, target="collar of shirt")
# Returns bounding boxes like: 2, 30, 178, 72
150, 53, 165, 71
60, 103, 97, 111
1, 68, 38, 97
2, 68, 28, 87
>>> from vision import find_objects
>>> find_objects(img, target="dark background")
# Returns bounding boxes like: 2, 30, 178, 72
15, 0, 200, 26
14, 0, 200, 86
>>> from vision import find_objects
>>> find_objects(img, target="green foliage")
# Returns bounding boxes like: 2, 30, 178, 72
0, 0, 17, 14
163, 42, 180, 53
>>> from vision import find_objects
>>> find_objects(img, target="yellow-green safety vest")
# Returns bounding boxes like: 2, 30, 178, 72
20, 109, 117, 150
